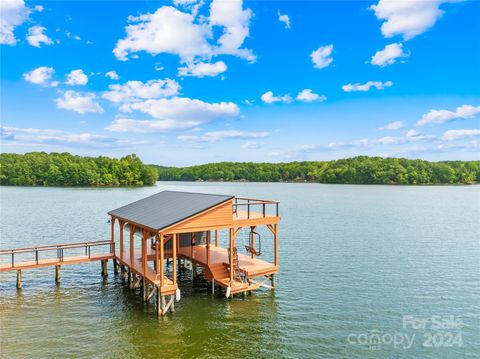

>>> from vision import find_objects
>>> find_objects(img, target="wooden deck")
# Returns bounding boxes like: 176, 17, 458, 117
117, 249, 177, 295
178, 244, 277, 294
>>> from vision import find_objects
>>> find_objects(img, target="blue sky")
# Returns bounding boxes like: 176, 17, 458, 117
1, 0, 479, 166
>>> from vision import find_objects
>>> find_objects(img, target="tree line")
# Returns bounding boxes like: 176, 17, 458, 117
150, 156, 480, 185
0, 152, 158, 186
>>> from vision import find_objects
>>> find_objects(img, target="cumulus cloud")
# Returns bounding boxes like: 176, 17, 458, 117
310, 45, 333, 69
378, 120, 404, 130
416, 104, 480, 126
261, 91, 292, 104
105, 70, 120, 80
369, 0, 456, 40
178, 130, 270, 142
442, 129, 480, 141
1, 126, 141, 148
113, 0, 255, 67
65, 69, 89, 86
113, 6, 210, 61
371, 43, 408, 67
23, 66, 57, 86
178, 60, 227, 77
107, 97, 239, 132
296, 89, 326, 102
55, 91, 104, 114
0, 0, 30, 45
102, 79, 180, 103
26, 25, 53, 47
278, 10, 291, 29
342, 81, 393, 92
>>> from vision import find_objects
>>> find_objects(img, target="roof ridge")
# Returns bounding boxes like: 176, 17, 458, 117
162, 190, 233, 198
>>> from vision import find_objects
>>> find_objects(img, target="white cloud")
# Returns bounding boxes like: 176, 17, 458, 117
102, 79, 180, 103
369, 0, 456, 40
55, 91, 104, 114
65, 31, 81, 41
34, 5, 43, 12
113, 6, 210, 61
378, 120, 404, 130
209, 0, 255, 62
178, 130, 269, 142
296, 89, 326, 103
1, 126, 142, 148
278, 11, 291, 29
442, 129, 480, 141
65, 69, 89, 86
416, 104, 480, 126
178, 60, 227, 77
113, 1, 255, 65
105, 70, 120, 80
342, 81, 393, 92
26, 25, 53, 47
0, 0, 30, 45
261, 91, 292, 104
378, 129, 434, 144
108, 97, 239, 132
310, 45, 333, 69
241, 141, 263, 149
23, 66, 57, 86
371, 42, 408, 67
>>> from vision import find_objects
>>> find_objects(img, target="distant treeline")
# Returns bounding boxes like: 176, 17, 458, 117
150, 156, 480, 185
0, 152, 158, 186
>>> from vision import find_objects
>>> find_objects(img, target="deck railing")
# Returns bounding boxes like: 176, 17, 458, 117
232, 197, 279, 219
0, 240, 113, 268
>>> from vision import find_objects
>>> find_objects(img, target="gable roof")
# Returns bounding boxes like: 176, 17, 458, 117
108, 190, 233, 231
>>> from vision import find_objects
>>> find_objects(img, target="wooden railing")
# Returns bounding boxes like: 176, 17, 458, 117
0, 240, 113, 269
232, 197, 279, 219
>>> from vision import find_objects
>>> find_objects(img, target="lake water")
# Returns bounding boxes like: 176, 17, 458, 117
0, 182, 479, 358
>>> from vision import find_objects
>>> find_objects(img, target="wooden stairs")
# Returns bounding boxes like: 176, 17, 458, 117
204, 262, 262, 295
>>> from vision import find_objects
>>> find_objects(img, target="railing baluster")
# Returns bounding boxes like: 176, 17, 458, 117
11, 250, 14, 268
276, 203, 279, 217
35, 248, 39, 264
263, 203, 266, 218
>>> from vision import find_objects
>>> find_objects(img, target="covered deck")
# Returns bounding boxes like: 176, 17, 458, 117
1, 190, 280, 317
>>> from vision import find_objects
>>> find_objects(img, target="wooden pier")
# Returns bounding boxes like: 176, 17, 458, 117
0, 191, 280, 316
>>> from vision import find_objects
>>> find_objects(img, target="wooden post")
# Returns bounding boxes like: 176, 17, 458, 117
142, 231, 147, 301
101, 260, 108, 276
110, 217, 116, 255
229, 228, 234, 287
206, 231, 210, 265
156, 287, 161, 316
113, 259, 118, 274
130, 224, 135, 267
119, 221, 124, 260
16, 270, 22, 289
161, 295, 166, 315
170, 295, 175, 313
55, 265, 61, 283
215, 230, 218, 247
250, 226, 255, 259
154, 235, 159, 273
173, 233, 177, 286
274, 224, 278, 267
160, 234, 164, 288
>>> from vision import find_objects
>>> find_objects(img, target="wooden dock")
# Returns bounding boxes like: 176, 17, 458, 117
0, 191, 280, 316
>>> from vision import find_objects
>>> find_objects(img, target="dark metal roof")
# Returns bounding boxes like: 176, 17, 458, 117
108, 190, 233, 231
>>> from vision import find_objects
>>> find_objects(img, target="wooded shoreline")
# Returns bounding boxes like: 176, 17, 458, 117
1, 152, 479, 186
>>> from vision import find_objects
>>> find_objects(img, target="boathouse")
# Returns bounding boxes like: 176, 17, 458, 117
1, 191, 280, 316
